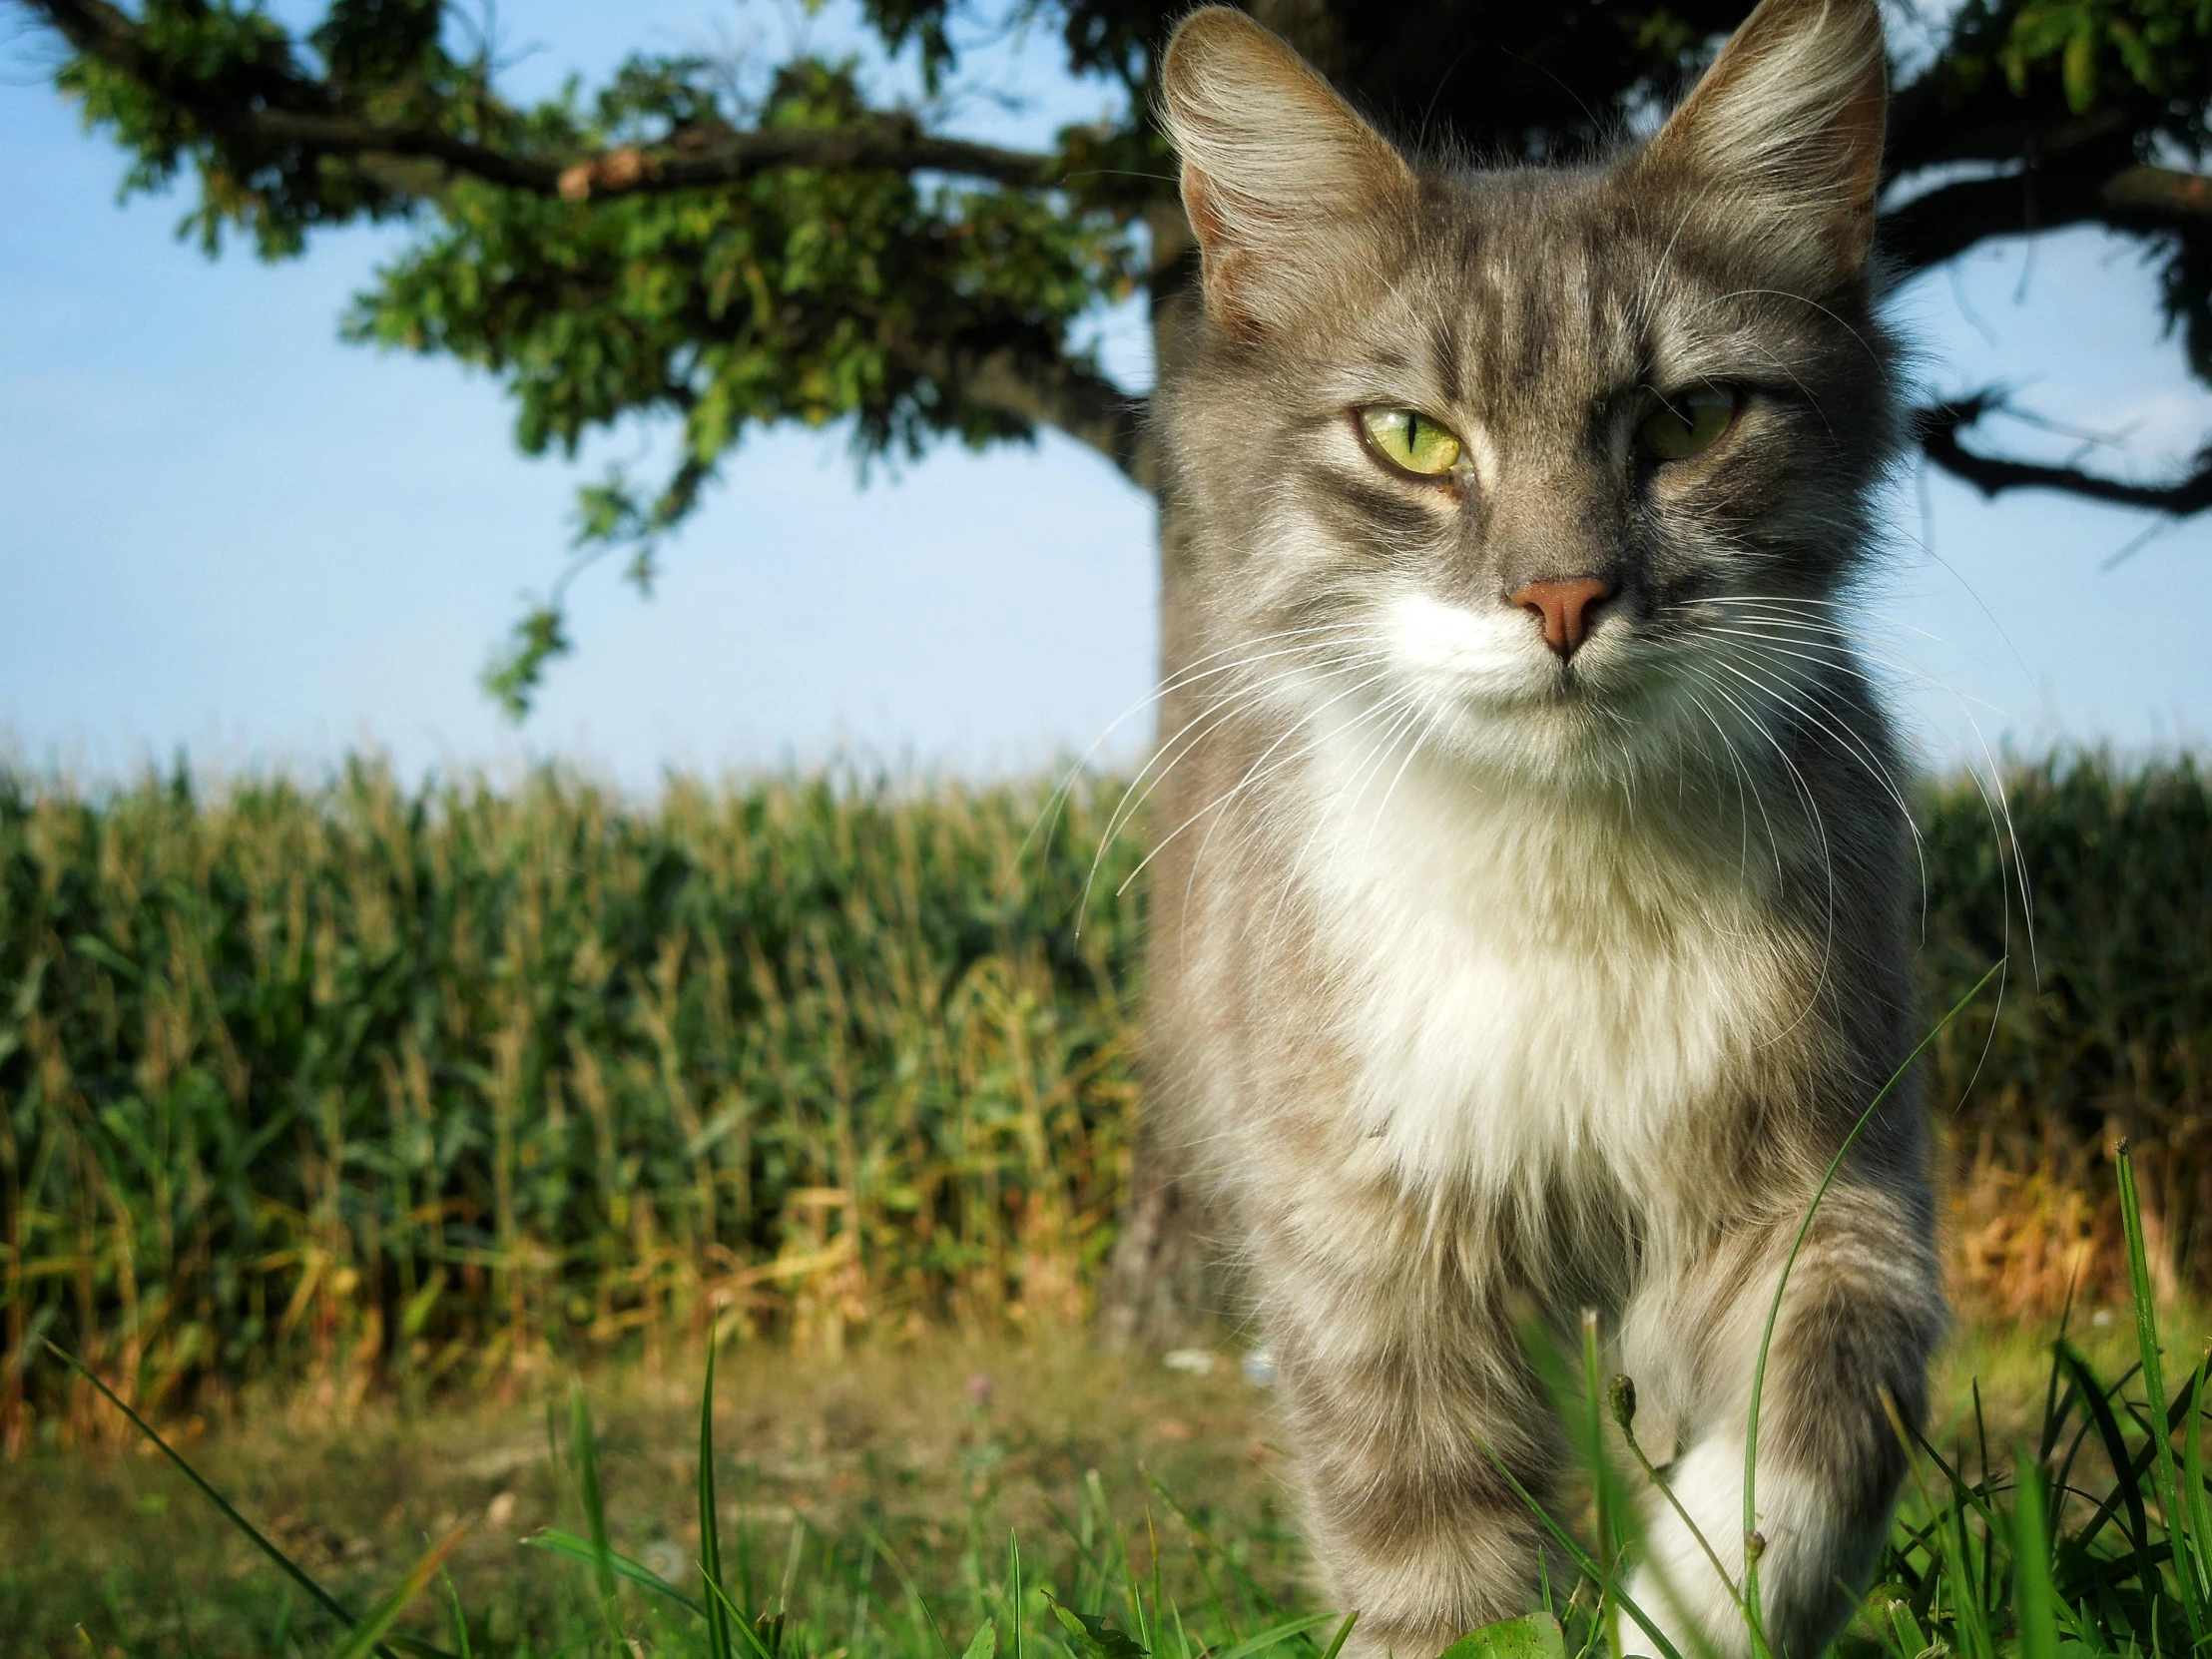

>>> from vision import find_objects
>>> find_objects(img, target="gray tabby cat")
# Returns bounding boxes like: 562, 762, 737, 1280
1144, 2, 1941, 1656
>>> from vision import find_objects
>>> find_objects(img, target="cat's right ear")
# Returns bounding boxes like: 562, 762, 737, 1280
1637, 0, 1888, 278
1159, 7, 1412, 332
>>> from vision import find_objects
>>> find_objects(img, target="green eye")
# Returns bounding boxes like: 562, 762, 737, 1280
1360, 407, 1463, 476
1636, 386, 1738, 461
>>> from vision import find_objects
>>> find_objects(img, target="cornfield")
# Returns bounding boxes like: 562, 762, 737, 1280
0, 762, 1143, 1449
2, 753, 2207, 1451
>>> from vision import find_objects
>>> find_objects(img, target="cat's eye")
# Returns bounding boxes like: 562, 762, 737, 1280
1636, 387, 1738, 462
1360, 407, 1463, 477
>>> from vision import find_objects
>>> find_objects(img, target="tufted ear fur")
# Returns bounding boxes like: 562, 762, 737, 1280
1640, 0, 1889, 276
1159, 6, 1414, 332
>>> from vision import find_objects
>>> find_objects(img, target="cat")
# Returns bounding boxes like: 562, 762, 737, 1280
1142, 2, 1941, 1656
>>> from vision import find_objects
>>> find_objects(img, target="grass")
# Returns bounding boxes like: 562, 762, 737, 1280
6, 1331, 1299, 1658
5, 750, 2211, 1445
9, 749, 2212, 1656
24, 1159, 2212, 1659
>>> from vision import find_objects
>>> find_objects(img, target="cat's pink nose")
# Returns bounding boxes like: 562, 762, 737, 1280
1511, 577, 1614, 659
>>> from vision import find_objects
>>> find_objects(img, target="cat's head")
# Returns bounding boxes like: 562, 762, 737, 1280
1157, 0, 1901, 790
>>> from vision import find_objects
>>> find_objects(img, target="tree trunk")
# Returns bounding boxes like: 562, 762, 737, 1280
1094, 196, 1223, 1351
1095, 0, 1351, 1355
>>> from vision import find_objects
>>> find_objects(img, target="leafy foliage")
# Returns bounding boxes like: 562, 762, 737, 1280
336, 51, 1133, 708
25, 0, 2212, 710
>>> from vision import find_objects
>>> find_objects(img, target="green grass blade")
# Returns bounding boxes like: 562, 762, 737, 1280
440, 1567, 473, 1659
2012, 1451, 2059, 1659
2117, 1141, 2203, 1640
42, 1340, 455, 1659
330, 1521, 472, 1659
2185, 1355, 2212, 1605
1205, 1613, 1340, 1659
522, 1529, 708, 1615
1742, 960, 2001, 1627
705, 1574, 788, 1659
1475, 1440, 1685, 1659
568, 1378, 624, 1638
702, 1324, 735, 1659
864, 1520, 959, 1659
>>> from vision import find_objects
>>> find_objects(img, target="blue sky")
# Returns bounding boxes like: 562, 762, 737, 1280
2, 2, 2208, 790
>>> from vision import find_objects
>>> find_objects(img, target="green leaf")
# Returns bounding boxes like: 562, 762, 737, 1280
568, 1380, 624, 1638
69, 933, 142, 981
42, 1341, 458, 1659
2012, 1452, 2060, 1659
960, 1623, 998, 1659
2063, 25, 2099, 113
330, 1521, 473, 1659
521, 1529, 705, 1615
1205, 1611, 1340, 1659
1436, 1614, 1567, 1659
2117, 1142, 2204, 1639
1046, 1596, 1148, 1659
700, 1321, 735, 1659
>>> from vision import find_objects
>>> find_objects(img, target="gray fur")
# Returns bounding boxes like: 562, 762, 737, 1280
1145, 4, 1940, 1656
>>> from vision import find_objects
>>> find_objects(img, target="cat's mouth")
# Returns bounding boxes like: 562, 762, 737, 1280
1381, 590, 1643, 715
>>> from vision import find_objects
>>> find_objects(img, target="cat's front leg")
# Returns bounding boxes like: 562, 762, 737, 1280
1258, 1237, 1563, 1659
1618, 1191, 1942, 1659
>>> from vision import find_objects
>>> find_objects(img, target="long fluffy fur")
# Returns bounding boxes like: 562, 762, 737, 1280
1147, 4, 1939, 1656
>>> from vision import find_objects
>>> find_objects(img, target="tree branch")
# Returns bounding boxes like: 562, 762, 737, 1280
1885, 76, 2132, 175
957, 351, 1152, 488
545, 121, 1059, 200
1916, 396, 2212, 516
23, 0, 1061, 197
2101, 165, 2212, 223
1883, 151, 2108, 274
1880, 160, 2212, 275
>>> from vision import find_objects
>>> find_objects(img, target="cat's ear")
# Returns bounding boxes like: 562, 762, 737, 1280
1640, 0, 1888, 276
1159, 6, 1413, 331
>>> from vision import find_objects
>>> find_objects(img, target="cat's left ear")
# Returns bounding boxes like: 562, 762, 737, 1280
1160, 7, 1414, 331
1639, 0, 1888, 276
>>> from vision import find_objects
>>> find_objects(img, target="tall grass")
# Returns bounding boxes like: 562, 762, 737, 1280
1925, 755, 2212, 1316
3, 752, 2209, 1446
50, 1143, 2212, 1659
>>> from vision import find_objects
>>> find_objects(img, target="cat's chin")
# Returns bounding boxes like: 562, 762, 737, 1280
1411, 667, 1735, 794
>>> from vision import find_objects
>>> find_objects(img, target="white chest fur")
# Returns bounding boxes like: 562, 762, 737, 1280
1288, 737, 1792, 1198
